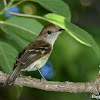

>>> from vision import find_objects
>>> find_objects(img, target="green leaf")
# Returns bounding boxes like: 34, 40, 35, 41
44, 13, 100, 58
0, 0, 4, 11
33, 0, 71, 21
1, 26, 30, 48
0, 41, 18, 73
16, 86, 23, 98
2, 17, 43, 42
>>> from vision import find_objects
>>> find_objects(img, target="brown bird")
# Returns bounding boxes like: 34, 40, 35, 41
4, 24, 65, 85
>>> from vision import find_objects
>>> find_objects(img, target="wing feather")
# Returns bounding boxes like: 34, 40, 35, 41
13, 40, 52, 70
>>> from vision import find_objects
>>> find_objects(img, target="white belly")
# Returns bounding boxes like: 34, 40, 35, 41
23, 54, 50, 71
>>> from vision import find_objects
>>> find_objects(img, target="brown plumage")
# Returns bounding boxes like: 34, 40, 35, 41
4, 24, 65, 85
14, 40, 52, 70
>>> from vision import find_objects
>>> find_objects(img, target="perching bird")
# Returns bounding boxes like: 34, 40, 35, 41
4, 24, 65, 85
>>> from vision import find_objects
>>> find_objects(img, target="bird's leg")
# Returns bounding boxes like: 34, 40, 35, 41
36, 67, 46, 81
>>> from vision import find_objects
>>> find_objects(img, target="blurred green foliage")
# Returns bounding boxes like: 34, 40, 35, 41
0, 0, 100, 100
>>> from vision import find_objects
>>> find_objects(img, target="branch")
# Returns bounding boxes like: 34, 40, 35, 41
0, 71, 100, 94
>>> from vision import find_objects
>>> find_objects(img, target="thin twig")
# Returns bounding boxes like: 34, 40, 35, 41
4, 11, 65, 30
0, 71, 100, 94
0, 0, 14, 15
5, 11, 51, 22
3, 0, 7, 6
11, 0, 27, 7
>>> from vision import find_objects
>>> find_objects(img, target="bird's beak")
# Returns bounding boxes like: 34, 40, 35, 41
58, 28, 65, 32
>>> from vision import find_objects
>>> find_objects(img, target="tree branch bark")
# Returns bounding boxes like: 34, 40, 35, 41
0, 71, 100, 94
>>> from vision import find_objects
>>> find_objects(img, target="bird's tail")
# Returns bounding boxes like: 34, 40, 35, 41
4, 65, 22, 86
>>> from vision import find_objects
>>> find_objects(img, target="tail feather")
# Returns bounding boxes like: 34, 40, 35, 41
4, 65, 22, 86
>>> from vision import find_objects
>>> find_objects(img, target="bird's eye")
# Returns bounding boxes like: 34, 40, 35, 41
47, 30, 52, 34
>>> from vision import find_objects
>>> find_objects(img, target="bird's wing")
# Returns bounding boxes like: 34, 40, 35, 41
13, 40, 52, 70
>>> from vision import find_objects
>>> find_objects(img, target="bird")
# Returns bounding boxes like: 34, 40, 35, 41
4, 24, 65, 85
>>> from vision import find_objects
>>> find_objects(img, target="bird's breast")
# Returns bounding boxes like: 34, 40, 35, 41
22, 54, 50, 71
